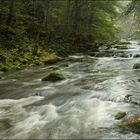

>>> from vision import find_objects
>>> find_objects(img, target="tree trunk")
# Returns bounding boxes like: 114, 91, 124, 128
44, 0, 50, 27
7, 0, 15, 25
73, 0, 81, 46
0, 0, 4, 22
63, 0, 71, 41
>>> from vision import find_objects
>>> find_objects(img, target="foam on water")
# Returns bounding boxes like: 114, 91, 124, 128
0, 95, 139, 139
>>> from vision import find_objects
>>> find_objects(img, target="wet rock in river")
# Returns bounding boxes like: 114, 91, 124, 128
42, 72, 65, 82
125, 94, 132, 99
118, 41, 131, 45
133, 63, 140, 69
133, 54, 140, 58
117, 114, 140, 134
89, 52, 96, 56
114, 111, 127, 120
0, 119, 13, 131
114, 45, 128, 49
124, 95, 140, 107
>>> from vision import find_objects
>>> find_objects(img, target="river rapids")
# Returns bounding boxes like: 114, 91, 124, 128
0, 41, 140, 139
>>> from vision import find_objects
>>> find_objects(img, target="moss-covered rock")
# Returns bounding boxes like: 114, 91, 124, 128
114, 111, 126, 120
114, 45, 128, 49
133, 63, 140, 69
42, 72, 65, 81
41, 53, 63, 65
118, 41, 131, 45
117, 115, 140, 134
43, 57, 62, 64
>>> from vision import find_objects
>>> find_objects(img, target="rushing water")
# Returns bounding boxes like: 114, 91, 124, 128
0, 41, 140, 139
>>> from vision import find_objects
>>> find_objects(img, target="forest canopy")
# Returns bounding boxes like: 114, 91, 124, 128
0, 0, 120, 50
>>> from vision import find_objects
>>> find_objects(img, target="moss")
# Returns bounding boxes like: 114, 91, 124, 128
114, 45, 128, 49
44, 57, 61, 64
116, 121, 128, 127
118, 41, 131, 45
0, 65, 11, 72
127, 121, 140, 134
117, 121, 140, 134
117, 115, 140, 134
19, 57, 29, 65
40, 53, 63, 65
133, 63, 140, 69
29, 64, 36, 67
42, 72, 65, 81
57, 62, 69, 67
34, 60, 43, 66
114, 111, 126, 120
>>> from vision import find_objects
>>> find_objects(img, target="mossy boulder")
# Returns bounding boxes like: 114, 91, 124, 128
114, 111, 126, 120
117, 115, 140, 134
42, 72, 65, 81
133, 63, 140, 69
43, 57, 62, 64
42, 54, 63, 65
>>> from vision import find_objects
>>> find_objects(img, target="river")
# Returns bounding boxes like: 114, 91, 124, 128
0, 41, 140, 139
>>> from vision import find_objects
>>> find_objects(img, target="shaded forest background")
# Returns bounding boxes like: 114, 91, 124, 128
0, 0, 139, 73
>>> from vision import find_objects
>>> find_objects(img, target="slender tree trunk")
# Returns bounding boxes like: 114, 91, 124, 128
32, 0, 39, 55
0, 0, 4, 22
73, 0, 81, 46
64, 0, 71, 41
44, 0, 50, 27
66, 0, 70, 26
43, 0, 52, 45
7, 0, 15, 25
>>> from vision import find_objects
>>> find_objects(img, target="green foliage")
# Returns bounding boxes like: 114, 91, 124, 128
0, 0, 121, 72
